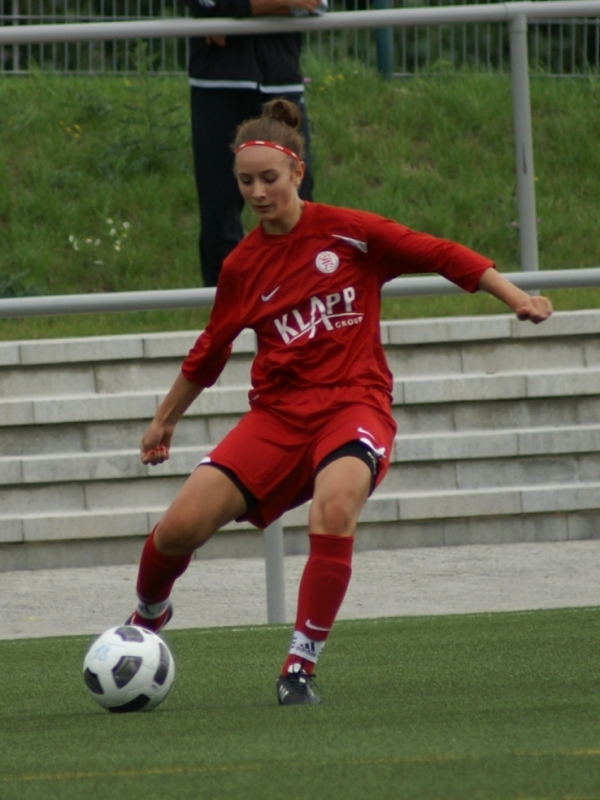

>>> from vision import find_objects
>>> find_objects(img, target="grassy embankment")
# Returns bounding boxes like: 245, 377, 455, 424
1, 59, 599, 340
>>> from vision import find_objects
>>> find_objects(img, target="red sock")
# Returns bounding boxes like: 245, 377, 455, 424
282, 533, 354, 675
136, 527, 192, 604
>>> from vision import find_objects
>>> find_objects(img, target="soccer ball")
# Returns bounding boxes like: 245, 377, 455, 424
83, 625, 175, 713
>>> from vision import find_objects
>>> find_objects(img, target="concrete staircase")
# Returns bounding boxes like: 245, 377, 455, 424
2, 310, 600, 571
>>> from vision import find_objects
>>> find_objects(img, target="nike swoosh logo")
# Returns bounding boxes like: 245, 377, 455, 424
305, 620, 331, 632
261, 286, 281, 302
357, 427, 375, 439
357, 428, 386, 457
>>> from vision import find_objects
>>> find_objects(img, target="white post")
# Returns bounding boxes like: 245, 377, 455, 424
12, 0, 20, 72
263, 519, 286, 624
509, 13, 539, 272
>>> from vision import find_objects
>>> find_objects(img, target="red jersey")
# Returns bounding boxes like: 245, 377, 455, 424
182, 202, 494, 407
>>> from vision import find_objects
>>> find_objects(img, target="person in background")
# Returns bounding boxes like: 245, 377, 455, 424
127, 99, 553, 705
186, 0, 325, 286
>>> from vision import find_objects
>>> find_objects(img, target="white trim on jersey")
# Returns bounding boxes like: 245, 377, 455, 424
332, 234, 368, 253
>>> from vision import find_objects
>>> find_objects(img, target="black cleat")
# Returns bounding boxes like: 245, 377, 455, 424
277, 669, 321, 706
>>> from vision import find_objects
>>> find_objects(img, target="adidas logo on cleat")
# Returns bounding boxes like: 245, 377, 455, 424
276, 670, 321, 706
278, 683, 290, 703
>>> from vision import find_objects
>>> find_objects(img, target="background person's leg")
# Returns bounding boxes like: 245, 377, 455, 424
190, 88, 249, 286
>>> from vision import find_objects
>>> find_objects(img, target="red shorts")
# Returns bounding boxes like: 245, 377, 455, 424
200, 387, 397, 529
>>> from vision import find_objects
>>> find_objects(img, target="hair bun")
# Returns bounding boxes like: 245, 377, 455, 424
232, 98, 306, 160
263, 98, 302, 131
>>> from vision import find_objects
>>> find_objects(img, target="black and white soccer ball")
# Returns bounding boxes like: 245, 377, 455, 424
83, 625, 175, 713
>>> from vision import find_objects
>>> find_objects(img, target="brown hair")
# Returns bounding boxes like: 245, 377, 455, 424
232, 98, 306, 161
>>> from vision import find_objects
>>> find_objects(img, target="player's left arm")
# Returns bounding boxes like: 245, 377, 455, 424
477, 267, 553, 324
250, 0, 326, 15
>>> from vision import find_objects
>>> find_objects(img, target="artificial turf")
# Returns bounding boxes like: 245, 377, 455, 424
1, 609, 600, 800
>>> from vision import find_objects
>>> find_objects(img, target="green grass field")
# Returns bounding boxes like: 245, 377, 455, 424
2, 609, 600, 800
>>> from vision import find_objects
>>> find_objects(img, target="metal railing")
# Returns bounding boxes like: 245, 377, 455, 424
1, 268, 600, 318
2, 0, 599, 76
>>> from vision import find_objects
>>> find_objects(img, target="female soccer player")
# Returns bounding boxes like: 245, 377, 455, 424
127, 99, 553, 705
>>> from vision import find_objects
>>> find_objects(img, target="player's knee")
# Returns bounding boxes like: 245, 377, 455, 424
153, 522, 188, 557
154, 517, 209, 556
311, 497, 357, 536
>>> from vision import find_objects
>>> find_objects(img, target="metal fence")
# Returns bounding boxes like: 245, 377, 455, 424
2, 0, 599, 76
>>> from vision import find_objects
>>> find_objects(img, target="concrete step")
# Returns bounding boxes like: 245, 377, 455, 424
3, 309, 600, 570
0, 446, 206, 486
0, 386, 250, 427
3, 366, 600, 439
2, 310, 600, 366
2, 389, 597, 457
2, 481, 599, 541
3, 424, 600, 488
2, 481, 599, 570
3, 311, 600, 401
0, 329, 257, 367
0, 414, 241, 458
0, 330, 256, 399
396, 425, 600, 460
0, 458, 598, 519
2, 424, 600, 524
0, 359, 254, 402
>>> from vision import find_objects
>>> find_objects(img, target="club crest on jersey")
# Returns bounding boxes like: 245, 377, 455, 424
315, 251, 340, 274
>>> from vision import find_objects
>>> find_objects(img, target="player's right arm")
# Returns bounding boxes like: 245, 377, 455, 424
142, 260, 245, 466
141, 372, 204, 465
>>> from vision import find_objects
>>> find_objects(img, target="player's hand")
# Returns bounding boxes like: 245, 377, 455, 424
140, 422, 174, 465
205, 35, 226, 46
515, 295, 553, 324
287, 0, 324, 14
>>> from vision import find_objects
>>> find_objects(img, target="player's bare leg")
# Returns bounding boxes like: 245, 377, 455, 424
155, 464, 248, 556
308, 455, 372, 536
128, 466, 247, 631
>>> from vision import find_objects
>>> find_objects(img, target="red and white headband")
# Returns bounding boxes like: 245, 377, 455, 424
235, 139, 301, 163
